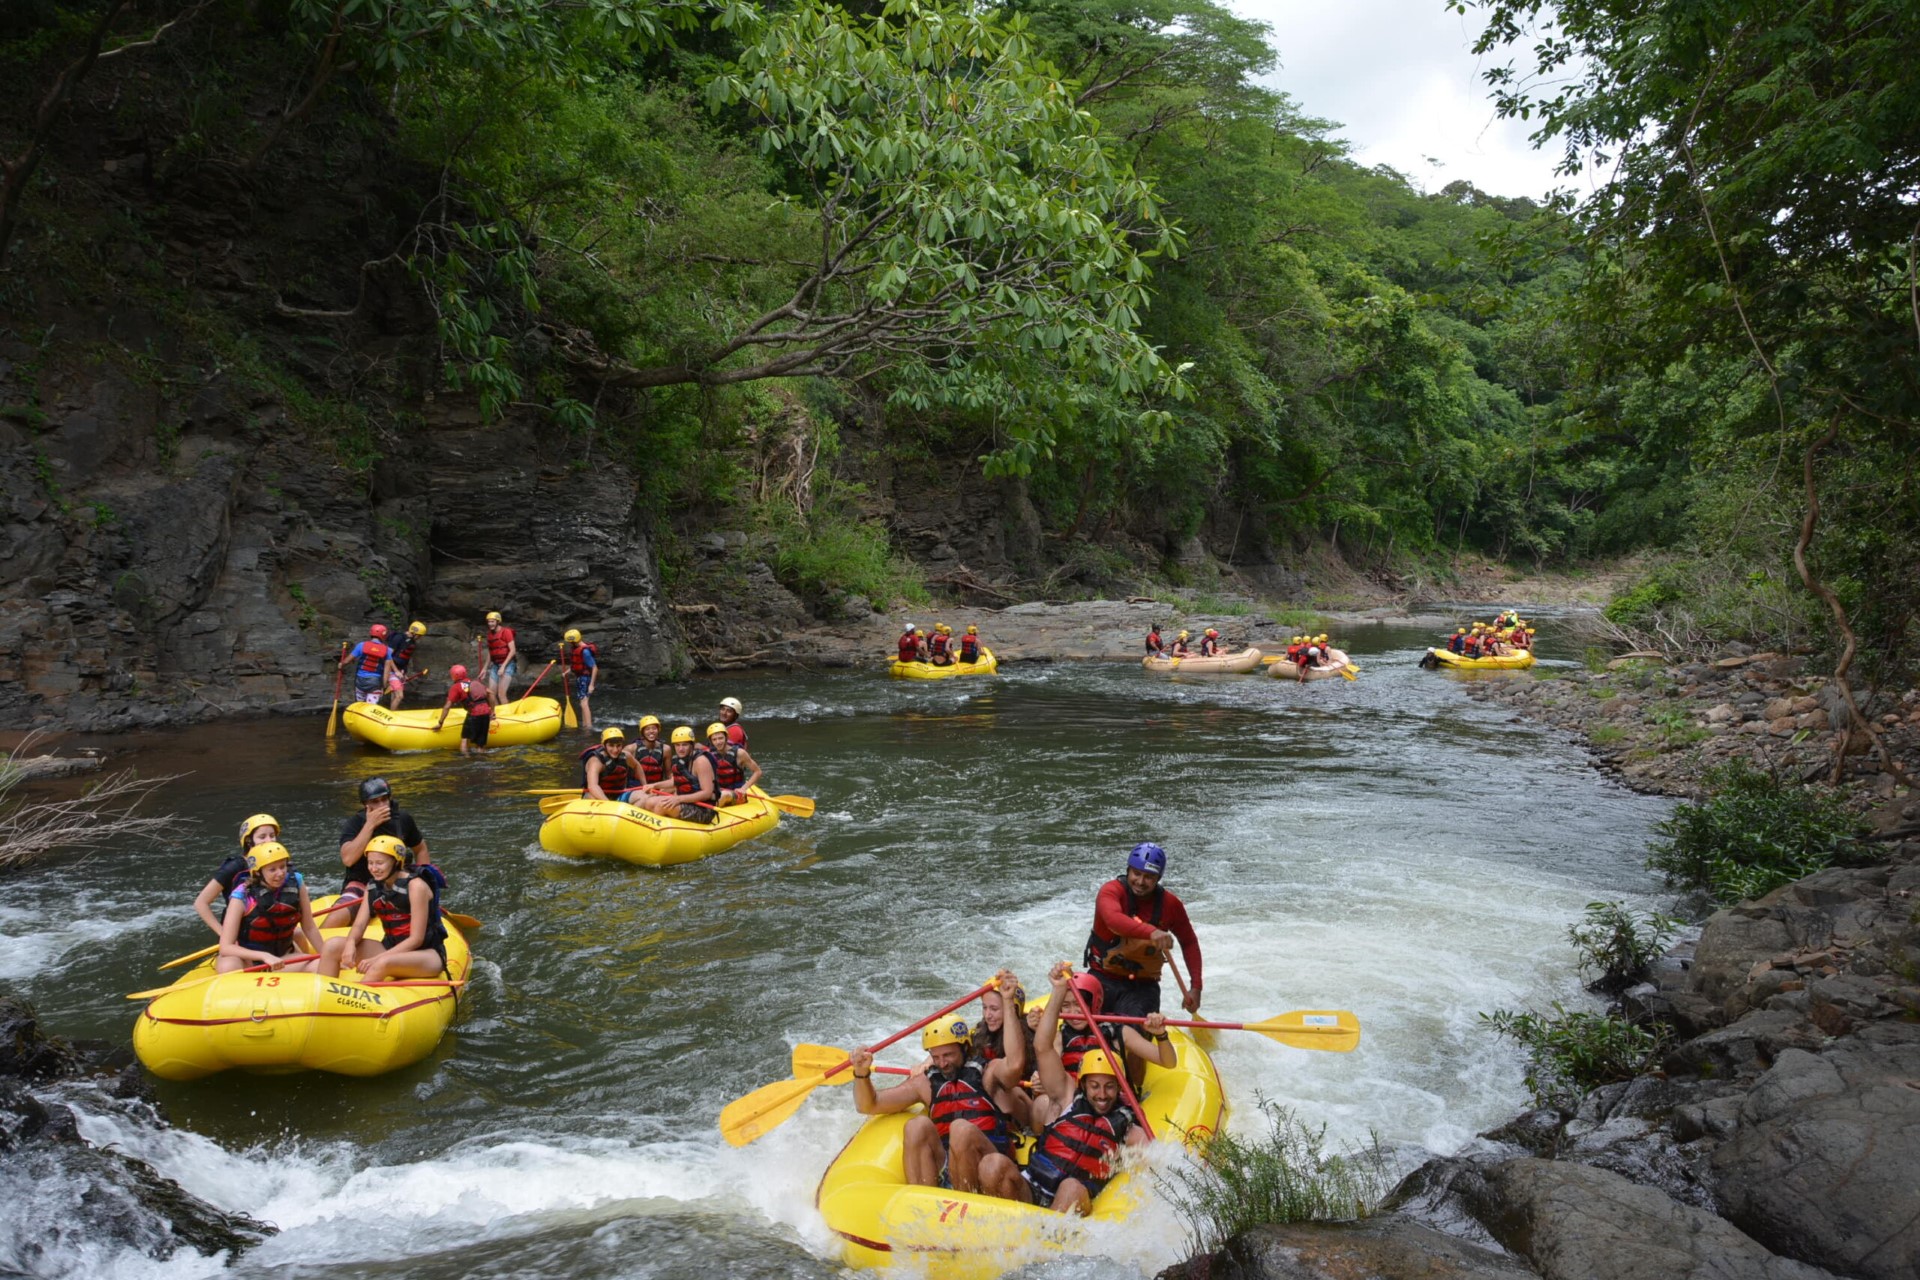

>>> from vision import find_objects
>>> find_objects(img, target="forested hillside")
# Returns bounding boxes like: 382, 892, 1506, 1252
1, 0, 1912, 725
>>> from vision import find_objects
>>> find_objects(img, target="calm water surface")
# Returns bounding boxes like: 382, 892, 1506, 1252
0, 616, 1671, 1278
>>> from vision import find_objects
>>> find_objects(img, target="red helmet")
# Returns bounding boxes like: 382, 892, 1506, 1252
369, 624, 388, 639
1069, 972, 1104, 1016
450, 663, 468, 680
1205, 628, 1219, 638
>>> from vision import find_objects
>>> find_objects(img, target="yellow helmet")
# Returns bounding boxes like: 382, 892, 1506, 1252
485, 611, 503, 624
1205, 628, 1218, 638
601, 726, 625, 743
638, 715, 662, 731
1316, 634, 1328, 643
564, 628, 583, 644
938, 623, 952, 633
365, 834, 409, 865
670, 726, 696, 744
705, 722, 728, 739
245, 841, 291, 873
1178, 630, 1190, 640
407, 621, 427, 637
239, 813, 279, 846
966, 625, 977, 634
922, 1017, 971, 1050
1076, 1049, 1120, 1080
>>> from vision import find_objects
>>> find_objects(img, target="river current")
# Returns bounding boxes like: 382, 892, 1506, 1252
0, 616, 1671, 1278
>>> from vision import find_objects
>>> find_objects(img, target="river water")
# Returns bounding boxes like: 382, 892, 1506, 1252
0, 616, 1671, 1279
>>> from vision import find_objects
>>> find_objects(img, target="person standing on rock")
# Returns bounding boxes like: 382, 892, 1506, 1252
561, 628, 599, 733
386, 621, 427, 709
476, 610, 517, 704
339, 624, 395, 704
1083, 841, 1203, 1020
716, 696, 748, 748
326, 776, 434, 927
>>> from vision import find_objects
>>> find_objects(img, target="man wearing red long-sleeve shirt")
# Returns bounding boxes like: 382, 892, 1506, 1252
1082, 842, 1202, 1024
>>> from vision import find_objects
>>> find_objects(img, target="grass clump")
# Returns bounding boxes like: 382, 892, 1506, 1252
1159, 1099, 1388, 1254
1648, 761, 1859, 904
752, 499, 926, 610
1589, 725, 1627, 746
1481, 1004, 1669, 1111
1569, 900, 1682, 994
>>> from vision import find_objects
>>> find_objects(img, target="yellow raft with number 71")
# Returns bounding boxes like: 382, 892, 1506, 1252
814, 1027, 1224, 1278
131, 896, 471, 1081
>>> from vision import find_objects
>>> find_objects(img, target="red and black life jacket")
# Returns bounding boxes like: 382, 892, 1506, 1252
391, 637, 417, 670
959, 635, 980, 663
927, 1063, 1012, 1151
238, 874, 304, 951
1447, 634, 1466, 654
708, 744, 746, 790
1084, 877, 1166, 980
485, 626, 514, 662
1145, 631, 1161, 653
357, 641, 390, 675
1463, 637, 1482, 657
1059, 1024, 1115, 1078
1199, 637, 1219, 656
449, 679, 492, 715
670, 752, 707, 797
929, 633, 951, 660
1035, 1096, 1134, 1189
898, 635, 921, 662
632, 744, 668, 784
368, 873, 446, 950
579, 745, 635, 796
1287, 643, 1306, 663
565, 641, 597, 674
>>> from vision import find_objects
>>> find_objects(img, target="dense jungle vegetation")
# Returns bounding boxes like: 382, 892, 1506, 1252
3, 0, 1915, 700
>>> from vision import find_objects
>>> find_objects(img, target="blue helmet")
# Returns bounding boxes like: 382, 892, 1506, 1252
1128, 842, 1167, 876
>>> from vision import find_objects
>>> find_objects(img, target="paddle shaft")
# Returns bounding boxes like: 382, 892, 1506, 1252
159, 943, 220, 971
827, 981, 998, 1084
326, 642, 346, 737
559, 644, 577, 729
522, 659, 557, 702
128, 953, 318, 1001
1069, 980, 1153, 1140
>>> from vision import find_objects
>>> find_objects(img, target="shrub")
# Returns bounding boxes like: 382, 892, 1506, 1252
1648, 761, 1859, 903
1159, 1100, 1388, 1254
1480, 1004, 1668, 1111
751, 500, 926, 609
1568, 900, 1682, 993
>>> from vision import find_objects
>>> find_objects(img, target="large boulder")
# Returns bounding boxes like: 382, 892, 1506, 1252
1159, 1216, 1540, 1280
1711, 1031, 1920, 1280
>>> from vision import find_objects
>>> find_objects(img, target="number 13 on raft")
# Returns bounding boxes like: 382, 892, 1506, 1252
559, 642, 577, 729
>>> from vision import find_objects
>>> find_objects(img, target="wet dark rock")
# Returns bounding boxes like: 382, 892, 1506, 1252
0, 994, 80, 1080
1663, 1009, 1826, 1082
1158, 1216, 1540, 1280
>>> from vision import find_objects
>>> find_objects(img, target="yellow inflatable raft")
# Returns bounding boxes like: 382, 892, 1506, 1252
133, 897, 471, 1081
1142, 647, 1263, 674
1268, 647, 1354, 681
816, 1028, 1224, 1278
1421, 647, 1536, 670
342, 696, 562, 751
889, 647, 999, 679
538, 789, 780, 867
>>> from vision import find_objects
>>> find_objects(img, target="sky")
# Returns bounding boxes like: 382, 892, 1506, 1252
1229, 0, 1574, 201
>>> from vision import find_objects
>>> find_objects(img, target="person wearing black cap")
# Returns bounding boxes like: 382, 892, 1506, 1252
323, 776, 433, 926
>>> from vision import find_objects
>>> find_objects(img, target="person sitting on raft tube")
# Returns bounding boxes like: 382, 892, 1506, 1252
631, 716, 670, 786
561, 628, 599, 734
1445, 628, 1467, 655
318, 835, 449, 982
476, 610, 517, 705
582, 727, 641, 801
970, 968, 1033, 1067
897, 623, 927, 663
328, 777, 437, 928
340, 624, 396, 705
1197, 628, 1221, 657
195, 812, 283, 939
1046, 965, 1173, 1092
633, 727, 719, 824
434, 663, 493, 756
958, 625, 982, 664
704, 723, 762, 805
848, 973, 1028, 1193
716, 696, 748, 749
979, 965, 1151, 1214
386, 621, 427, 709
1168, 629, 1192, 658
930, 623, 958, 666
216, 841, 323, 974
1085, 841, 1202, 1020
1145, 623, 1164, 656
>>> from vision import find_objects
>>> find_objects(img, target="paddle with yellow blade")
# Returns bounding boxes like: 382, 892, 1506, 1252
158, 943, 220, 971
720, 980, 995, 1147
1090, 1009, 1361, 1053
791, 1044, 912, 1080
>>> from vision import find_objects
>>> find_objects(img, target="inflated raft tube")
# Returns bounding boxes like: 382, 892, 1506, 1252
889, 647, 999, 679
538, 789, 780, 867
816, 1026, 1224, 1278
133, 897, 471, 1081
342, 696, 562, 751
1419, 647, 1536, 670
1141, 647, 1263, 674
1268, 647, 1354, 680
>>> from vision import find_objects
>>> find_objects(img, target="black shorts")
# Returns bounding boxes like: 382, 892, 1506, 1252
461, 712, 492, 744
677, 802, 716, 824
380, 935, 449, 973
1094, 972, 1161, 1019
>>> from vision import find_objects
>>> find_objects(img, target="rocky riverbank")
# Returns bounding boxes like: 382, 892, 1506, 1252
0, 993, 271, 1270
1165, 660, 1920, 1280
